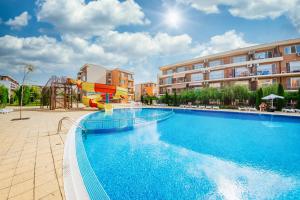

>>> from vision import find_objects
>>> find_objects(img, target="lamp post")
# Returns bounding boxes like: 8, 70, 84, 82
19, 64, 34, 120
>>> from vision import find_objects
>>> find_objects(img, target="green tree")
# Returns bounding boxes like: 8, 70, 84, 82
0, 85, 9, 107
173, 91, 178, 106
221, 86, 234, 105
255, 88, 263, 108
16, 86, 31, 105
248, 91, 256, 107
30, 86, 41, 103
233, 85, 249, 105
276, 83, 285, 111
297, 88, 300, 109
141, 95, 144, 103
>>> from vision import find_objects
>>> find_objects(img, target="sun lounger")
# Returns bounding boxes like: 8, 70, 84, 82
0, 108, 13, 114
248, 107, 257, 111
206, 106, 212, 109
212, 106, 219, 110
295, 109, 300, 113
198, 106, 205, 109
179, 105, 186, 108
282, 108, 295, 113
238, 107, 246, 111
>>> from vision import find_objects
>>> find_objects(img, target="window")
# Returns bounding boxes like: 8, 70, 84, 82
289, 61, 300, 73
289, 77, 300, 89
232, 55, 247, 63
209, 70, 224, 80
176, 66, 185, 73
166, 77, 172, 84
235, 67, 249, 77
258, 79, 275, 88
209, 60, 222, 67
256, 64, 275, 75
193, 63, 204, 70
167, 69, 173, 75
191, 73, 203, 81
254, 51, 273, 59
284, 45, 300, 54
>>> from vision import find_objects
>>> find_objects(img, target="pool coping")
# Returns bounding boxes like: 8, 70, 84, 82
63, 113, 91, 200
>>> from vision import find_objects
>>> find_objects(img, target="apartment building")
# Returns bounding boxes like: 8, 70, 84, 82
158, 38, 300, 95
0, 75, 19, 101
77, 64, 108, 83
108, 68, 134, 101
77, 64, 134, 101
135, 82, 157, 101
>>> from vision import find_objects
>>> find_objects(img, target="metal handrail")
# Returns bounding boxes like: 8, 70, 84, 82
57, 116, 87, 133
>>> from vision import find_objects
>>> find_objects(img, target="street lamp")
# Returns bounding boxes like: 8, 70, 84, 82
19, 64, 34, 120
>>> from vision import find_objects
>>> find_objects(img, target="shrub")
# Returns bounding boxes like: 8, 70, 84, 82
0, 85, 9, 107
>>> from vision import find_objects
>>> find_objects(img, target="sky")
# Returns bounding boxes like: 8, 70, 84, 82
0, 0, 300, 85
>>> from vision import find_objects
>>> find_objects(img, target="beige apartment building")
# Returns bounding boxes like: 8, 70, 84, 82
77, 64, 134, 101
135, 82, 157, 101
158, 38, 300, 95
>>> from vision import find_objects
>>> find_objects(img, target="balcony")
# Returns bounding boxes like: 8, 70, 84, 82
159, 56, 283, 78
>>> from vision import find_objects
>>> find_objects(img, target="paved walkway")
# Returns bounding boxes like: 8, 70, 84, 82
0, 110, 91, 200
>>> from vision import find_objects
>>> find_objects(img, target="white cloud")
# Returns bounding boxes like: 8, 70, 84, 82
196, 30, 255, 56
101, 31, 193, 59
0, 30, 255, 84
5, 11, 31, 29
177, 0, 300, 32
36, 0, 149, 36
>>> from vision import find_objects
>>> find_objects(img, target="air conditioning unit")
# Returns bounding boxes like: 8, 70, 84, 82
281, 71, 286, 74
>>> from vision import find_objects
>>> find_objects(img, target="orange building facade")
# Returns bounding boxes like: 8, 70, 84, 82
135, 82, 157, 101
107, 68, 134, 101
158, 38, 300, 95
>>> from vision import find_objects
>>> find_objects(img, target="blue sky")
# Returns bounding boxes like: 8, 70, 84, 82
0, 0, 300, 85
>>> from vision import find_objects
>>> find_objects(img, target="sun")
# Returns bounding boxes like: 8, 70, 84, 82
164, 8, 182, 28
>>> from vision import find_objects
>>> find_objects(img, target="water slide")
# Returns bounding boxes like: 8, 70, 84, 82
68, 79, 128, 110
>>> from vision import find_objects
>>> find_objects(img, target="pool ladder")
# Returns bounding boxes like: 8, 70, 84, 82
57, 117, 87, 137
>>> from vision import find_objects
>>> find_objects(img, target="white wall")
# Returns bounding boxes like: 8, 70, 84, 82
86, 65, 107, 83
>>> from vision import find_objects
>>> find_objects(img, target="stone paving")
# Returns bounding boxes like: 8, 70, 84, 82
0, 110, 91, 200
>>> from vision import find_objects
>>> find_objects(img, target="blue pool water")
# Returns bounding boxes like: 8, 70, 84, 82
78, 108, 300, 200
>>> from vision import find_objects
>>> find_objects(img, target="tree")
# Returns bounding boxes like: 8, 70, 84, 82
141, 95, 144, 104
0, 85, 8, 107
16, 86, 31, 105
255, 88, 263, 108
173, 91, 178, 106
297, 88, 300, 109
276, 83, 285, 111
30, 86, 41, 103
233, 85, 249, 105
248, 91, 256, 107
221, 86, 234, 105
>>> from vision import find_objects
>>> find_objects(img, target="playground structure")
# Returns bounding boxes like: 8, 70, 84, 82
41, 76, 128, 110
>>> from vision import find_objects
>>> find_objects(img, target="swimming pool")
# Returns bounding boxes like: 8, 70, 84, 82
73, 108, 300, 200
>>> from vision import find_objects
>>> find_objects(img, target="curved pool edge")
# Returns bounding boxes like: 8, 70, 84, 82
63, 113, 91, 200
63, 108, 300, 200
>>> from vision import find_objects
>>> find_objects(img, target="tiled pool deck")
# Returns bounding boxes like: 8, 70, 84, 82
0, 110, 91, 200
0, 107, 299, 200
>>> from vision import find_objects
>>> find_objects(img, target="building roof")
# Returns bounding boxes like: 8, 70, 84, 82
112, 68, 134, 75
79, 63, 108, 71
160, 37, 300, 70
136, 82, 156, 86
0, 75, 19, 84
